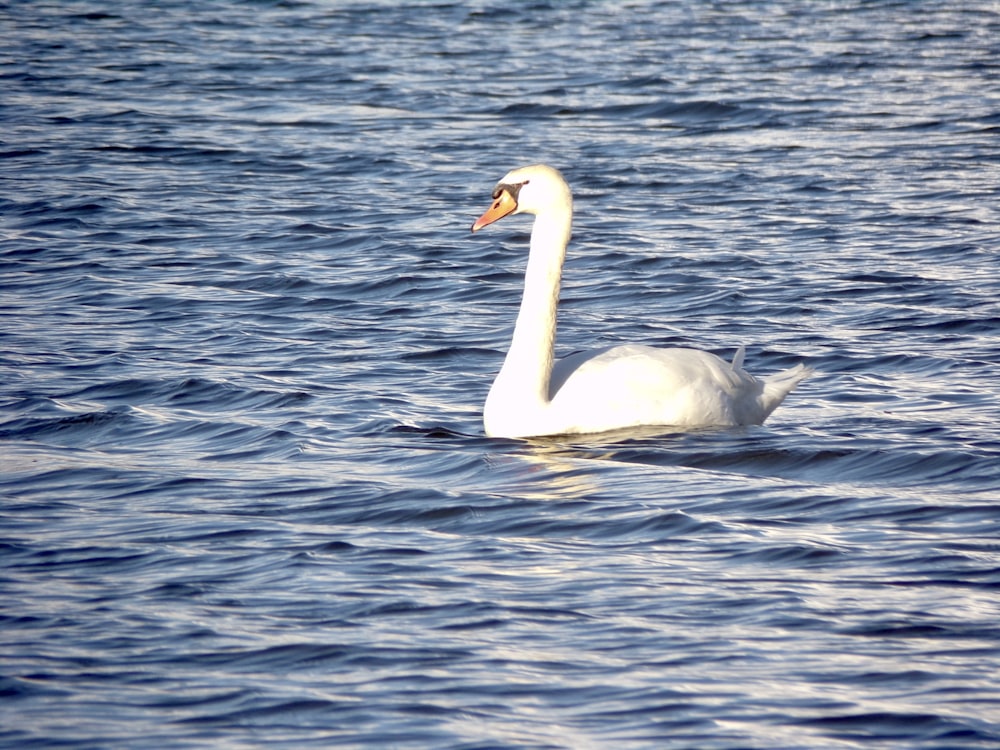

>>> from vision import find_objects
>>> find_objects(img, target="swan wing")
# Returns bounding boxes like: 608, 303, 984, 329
547, 344, 795, 433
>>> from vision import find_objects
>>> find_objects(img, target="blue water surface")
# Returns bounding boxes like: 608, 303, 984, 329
2, 1, 1000, 748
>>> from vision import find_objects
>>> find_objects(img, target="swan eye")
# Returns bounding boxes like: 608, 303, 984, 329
494, 180, 529, 201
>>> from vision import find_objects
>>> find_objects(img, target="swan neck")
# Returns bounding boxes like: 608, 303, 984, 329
498, 204, 572, 405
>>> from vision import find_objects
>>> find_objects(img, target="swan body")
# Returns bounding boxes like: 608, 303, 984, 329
471, 164, 811, 439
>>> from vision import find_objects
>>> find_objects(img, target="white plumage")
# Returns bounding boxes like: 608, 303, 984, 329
471, 164, 811, 439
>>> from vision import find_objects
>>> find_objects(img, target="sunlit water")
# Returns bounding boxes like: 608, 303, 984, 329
2, 2, 999, 747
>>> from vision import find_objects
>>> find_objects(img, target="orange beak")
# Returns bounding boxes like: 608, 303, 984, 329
471, 188, 518, 232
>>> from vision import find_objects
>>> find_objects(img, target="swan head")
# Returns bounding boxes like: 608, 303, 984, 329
471, 164, 572, 232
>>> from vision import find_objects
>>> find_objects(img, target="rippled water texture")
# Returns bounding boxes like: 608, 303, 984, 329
2, 1, 1000, 747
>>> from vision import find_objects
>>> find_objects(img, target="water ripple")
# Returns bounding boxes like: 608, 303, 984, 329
2, 1, 1000, 748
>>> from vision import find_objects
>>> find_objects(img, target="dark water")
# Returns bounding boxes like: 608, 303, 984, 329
3, 1, 1000, 747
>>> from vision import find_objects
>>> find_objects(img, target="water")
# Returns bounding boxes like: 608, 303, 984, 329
2, 1, 999, 747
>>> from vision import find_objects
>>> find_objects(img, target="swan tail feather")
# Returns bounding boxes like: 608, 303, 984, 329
759, 363, 814, 420
730, 345, 746, 370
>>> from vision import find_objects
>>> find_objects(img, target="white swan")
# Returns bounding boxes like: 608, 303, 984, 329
471, 164, 812, 439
